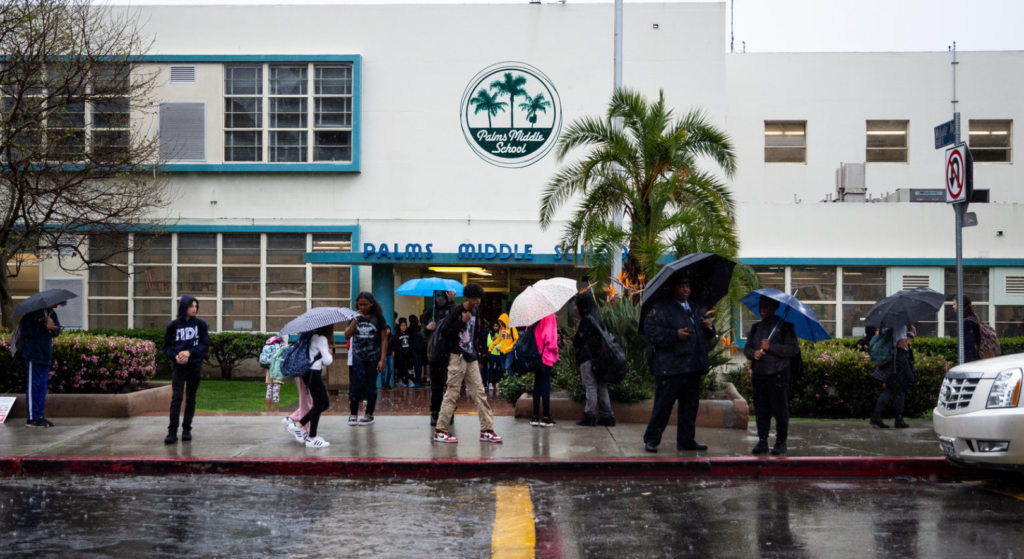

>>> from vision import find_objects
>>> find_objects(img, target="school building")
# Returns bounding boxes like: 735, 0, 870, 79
10, 2, 1024, 342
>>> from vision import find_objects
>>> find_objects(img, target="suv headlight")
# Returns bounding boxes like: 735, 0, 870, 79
987, 369, 1022, 409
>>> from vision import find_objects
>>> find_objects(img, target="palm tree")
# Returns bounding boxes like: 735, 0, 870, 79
518, 93, 552, 128
539, 88, 755, 335
469, 88, 507, 128
489, 72, 528, 128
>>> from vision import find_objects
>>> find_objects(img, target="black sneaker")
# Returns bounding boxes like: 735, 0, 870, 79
40, 418, 55, 427
894, 419, 910, 429
529, 416, 540, 427
541, 417, 557, 428
25, 419, 45, 428
771, 442, 788, 456
597, 416, 617, 427
752, 439, 770, 455
870, 418, 891, 429
181, 431, 192, 441
164, 432, 178, 444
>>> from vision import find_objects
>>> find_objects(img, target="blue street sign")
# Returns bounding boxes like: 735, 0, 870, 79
935, 120, 956, 149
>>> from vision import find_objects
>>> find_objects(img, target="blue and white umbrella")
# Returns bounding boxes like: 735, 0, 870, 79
740, 288, 831, 342
396, 277, 464, 297
278, 307, 358, 337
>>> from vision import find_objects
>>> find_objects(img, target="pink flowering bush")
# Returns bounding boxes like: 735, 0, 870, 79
0, 332, 157, 394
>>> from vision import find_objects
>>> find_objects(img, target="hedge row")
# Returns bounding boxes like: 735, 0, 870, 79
87, 328, 270, 380
0, 332, 157, 394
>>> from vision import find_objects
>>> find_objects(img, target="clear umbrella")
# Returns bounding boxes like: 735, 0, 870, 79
278, 307, 359, 337
508, 277, 578, 328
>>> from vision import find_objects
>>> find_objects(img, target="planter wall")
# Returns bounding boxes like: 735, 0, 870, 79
514, 382, 749, 430
4, 384, 172, 419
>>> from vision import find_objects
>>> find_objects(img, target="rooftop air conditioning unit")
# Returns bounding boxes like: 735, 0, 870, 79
835, 162, 866, 202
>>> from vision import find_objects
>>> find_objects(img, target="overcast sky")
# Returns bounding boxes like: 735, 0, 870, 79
104, 0, 1024, 53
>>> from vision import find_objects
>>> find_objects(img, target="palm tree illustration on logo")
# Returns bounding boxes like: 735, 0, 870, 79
489, 72, 528, 128
469, 89, 507, 128
518, 93, 552, 128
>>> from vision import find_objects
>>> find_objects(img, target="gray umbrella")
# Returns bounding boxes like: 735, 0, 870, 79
13, 288, 79, 318
865, 287, 946, 329
278, 307, 359, 337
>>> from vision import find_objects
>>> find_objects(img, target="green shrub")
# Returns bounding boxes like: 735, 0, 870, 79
497, 372, 534, 406
206, 332, 266, 380
1, 332, 157, 394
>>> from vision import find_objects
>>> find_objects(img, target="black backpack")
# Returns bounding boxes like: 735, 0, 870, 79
511, 325, 543, 374
587, 315, 628, 384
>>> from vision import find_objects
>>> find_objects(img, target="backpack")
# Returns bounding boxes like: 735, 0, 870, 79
279, 334, 318, 378
511, 325, 543, 374
586, 315, 628, 384
9, 323, 25, 359
968, 317, 1002, 359
269, 343, 288, 382
869, 329, 894, 366
259, 339, 284, 369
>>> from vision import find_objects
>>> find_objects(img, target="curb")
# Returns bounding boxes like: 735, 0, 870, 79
0, 456, 995, 480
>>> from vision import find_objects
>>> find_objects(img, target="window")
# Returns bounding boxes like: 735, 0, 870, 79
996, 306, 1024, 337
792, 266, 836, 336
969, 120, 1012, 163
87, 235, 128, 328
266, 233, 306, 331
222, 234, 261, 331
764, 121, 806, 163
178, 234, 217, 264
223, 63, 354, 164
7, 253, 40, 315
91, 64, 131, 160
943, 267, 990, 337
866, 120, 908, 163
842, 267, 886, 338
312, 233, 353, 253
741, 266, 786, 337
133, 234, 172, 329
177, 234, 217, 329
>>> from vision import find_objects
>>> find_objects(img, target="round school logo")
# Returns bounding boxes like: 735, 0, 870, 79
460, 62, 562, 168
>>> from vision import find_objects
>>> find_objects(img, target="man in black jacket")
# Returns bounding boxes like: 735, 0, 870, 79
743, 296, 800, 455
162, 295, 210, 444
573, 291, 615, 427
642, 276, 716, 453
420, 290, 455, 426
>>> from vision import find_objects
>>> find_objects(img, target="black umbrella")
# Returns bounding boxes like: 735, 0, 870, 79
639, 253, 736, 335
13, 288, 78, 318
865, 287, 945, 329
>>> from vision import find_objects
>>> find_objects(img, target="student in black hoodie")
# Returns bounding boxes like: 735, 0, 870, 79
573, 291, 616, 427
162, 295, 210, 444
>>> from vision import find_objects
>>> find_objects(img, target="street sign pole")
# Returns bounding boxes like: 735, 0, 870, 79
952, 44, 964, 366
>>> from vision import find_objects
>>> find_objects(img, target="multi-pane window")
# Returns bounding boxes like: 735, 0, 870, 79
133, 234, 172, 329
741, 266, 786, 337
223, 63, 353, 163
87, 235, 128, 329
866, 120, 908, 163
311, 233, 353, 316
842, 267, 886, 338
222, 234, 261, 332
7, 253, 41, 321
177, 234, 218, 327
792, 266, 836, 336
764, 121, 806, 163
969, 120, 1012, 163
266, 234, 307, 332
943, 267, 990, 337
995, 306, 1024, 337
91, 64, 131, 160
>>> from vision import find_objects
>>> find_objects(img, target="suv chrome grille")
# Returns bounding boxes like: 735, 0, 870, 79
938, 377, 981, 410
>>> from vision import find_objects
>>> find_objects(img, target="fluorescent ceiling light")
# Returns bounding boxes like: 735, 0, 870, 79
764, 131, 782, 136
992, 131, 1009, 135
429, 267, 492, 276
969, 131, 990, 135
783, 131, 805, 136
866, 131, 906, 135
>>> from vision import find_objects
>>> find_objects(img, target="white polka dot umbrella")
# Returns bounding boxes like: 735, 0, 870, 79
508, 277, 579, 328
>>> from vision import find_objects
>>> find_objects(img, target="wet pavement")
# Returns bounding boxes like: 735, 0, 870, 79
2, 475, 1023, 558
0, 416, 944, 459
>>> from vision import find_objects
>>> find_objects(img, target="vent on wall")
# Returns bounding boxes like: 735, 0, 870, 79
159, 102, 206, 162
44, 277, 84, 329
1006, 276, 1024, 295
902, 275, 930, 290
169, 65, 196, 84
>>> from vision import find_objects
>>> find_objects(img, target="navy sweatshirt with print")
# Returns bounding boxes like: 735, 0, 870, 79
162, 295, 210, 365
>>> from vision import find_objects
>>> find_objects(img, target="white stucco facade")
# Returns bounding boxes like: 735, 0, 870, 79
14, 2, 1024, 339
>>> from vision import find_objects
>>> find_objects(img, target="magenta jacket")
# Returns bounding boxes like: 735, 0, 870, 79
534, 314, 560, 367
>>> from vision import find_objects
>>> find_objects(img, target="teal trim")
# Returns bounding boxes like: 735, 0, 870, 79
372, 264, 395, 333
157, 55, 361, 173
741, 258, 1024, 267
305, 251, 578, 267
168, 224, 359, 234
164, 163, 358, 173
144, 55, 360, 63
350, 228, 361, 305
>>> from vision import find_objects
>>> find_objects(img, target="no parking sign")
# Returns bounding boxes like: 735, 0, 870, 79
945, 143, 973, 204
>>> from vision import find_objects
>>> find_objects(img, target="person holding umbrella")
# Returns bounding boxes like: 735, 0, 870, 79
17, 301, 65, 428
420, 290, 457, 426
743, 296, 800, 455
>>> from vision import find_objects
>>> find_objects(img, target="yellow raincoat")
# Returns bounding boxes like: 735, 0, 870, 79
488, 313, 519, 354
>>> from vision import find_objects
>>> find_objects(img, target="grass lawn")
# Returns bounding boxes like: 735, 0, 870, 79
195, 380, 300, 413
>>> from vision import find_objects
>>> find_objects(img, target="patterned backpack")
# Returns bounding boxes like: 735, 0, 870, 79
968, 317, 1002, 359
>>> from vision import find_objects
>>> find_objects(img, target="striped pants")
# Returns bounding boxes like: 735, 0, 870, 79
25, 361, 50, 422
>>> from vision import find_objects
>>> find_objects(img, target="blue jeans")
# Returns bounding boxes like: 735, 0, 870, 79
532, 364, 552, 418
350, 357, 379, 416
502, 353, 513, 377
488, 354, 503, 384
378, 355, 395, 388
413, 353, 424, 384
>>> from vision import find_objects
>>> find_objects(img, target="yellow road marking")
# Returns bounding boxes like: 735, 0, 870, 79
491, 483, 536, 559
962, 481, 1024, 502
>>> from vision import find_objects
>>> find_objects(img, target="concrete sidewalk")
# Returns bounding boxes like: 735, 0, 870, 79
0, 415, 943, 460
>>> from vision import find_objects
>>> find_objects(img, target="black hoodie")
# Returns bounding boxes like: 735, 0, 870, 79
162, 294, 210, 365
572, 291, 606, 364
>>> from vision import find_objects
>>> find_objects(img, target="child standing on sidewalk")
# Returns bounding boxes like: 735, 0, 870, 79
262, 336, 285, 413
162, 295, 210, 444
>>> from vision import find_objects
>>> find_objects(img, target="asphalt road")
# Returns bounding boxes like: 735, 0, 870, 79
2, 476, 1023, 558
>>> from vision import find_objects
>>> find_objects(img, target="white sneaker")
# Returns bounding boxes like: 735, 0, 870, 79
287, 422, 306, 442
348, 416, 358, 426
282, 417, 296, 433
306, 436, 330, 448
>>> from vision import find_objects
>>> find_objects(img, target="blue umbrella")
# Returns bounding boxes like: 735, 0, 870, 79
740, 288, 831, 342
396, 277, 464, 297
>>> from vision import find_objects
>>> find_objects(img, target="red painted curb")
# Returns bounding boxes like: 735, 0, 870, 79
0, 456, 995, 480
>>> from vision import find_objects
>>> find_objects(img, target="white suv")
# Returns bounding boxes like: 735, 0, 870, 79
933, 354, 1024, 470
